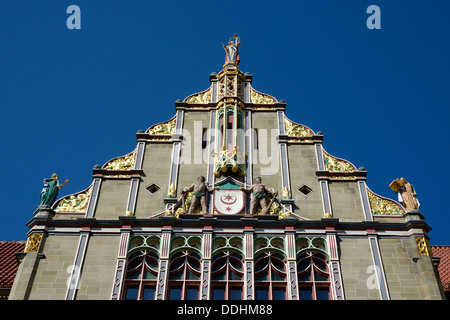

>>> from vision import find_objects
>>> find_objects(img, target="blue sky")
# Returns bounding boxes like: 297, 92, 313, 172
0, 0, 449, 244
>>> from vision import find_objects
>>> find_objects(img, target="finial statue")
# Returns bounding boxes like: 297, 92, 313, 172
222, 34, 241, 65
389, 177, 420, 212
182, 176, 214, 214
39, 173, 69, 207
241, 177, 277, 215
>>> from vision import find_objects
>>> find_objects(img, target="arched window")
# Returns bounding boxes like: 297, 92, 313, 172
123, 249, 159, 300
211, 251, 244, 300
167, 250, 202, 300
297, 252, 331, 300
254, 251, 287, 300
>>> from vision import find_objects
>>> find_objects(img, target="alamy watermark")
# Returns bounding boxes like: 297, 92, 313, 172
66, 264, 82, 290
366, 264, 381, 290
176, 121, 280, 175
66, 5, 81, 30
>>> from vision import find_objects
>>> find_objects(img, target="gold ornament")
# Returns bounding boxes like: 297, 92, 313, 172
367, 189, 405, 216
185, 87, 212, 104
55, 186, 92, 212
323, 151, 355, 172
24, 233, 43, 253
416, 237, 432, 256
250, 88, 276, 104
284, 118, 313, 137
147, 117, 176, 135
168, 183, 176, 198
103, 150, 136, 171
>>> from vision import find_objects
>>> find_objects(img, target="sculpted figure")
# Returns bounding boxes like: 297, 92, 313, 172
389, 177, 420, 212
183, 176, 213, 214
222, 34, 241, 64
241, 177, 276, 215
40, 173, 69, 207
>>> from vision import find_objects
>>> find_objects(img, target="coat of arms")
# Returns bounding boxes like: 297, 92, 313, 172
214, 189, 245, 215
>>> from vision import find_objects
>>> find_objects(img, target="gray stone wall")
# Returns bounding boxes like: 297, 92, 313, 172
338, 236, 381, 299
287, 144, 323, 219
27, 235, 79, 299
329, 181, 365, 221
178, 111, 211, 191
379, 237, 443, 299
75, 235, 119, 300
95, 180, 130, 218
251, 112, 282, 195
135, 143, 172, 217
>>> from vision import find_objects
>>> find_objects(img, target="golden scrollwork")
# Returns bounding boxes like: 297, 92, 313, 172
55, 186, 92, 213
24, 233, 43, 253
103, 150, 136, 171
250, 88, 276, 104
367, 189, 405, 216
416, 237, 432, 256
147, 117, 176, 135
185, 87, 212, 104
284, 118, 313, 137
323, 151, 355, 172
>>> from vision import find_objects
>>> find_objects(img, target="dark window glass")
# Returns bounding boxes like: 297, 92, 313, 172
212, 287, 225, 300
142, 287, 155, 300
300, 288, 312, 300
316, 287, 329, 300
256, 287, 269, 300
229, 287, 242, 300
273, 288, 286, 300
125, 285, 139, 300
186, 287, 199, 300
169, 287, 182, 300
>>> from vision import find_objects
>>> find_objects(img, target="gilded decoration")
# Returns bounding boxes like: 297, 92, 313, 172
24, 233, 43, 253
323, 151, 355, 173
284, 118, 314, 137
168, 183, 176, 198
54, 186, 92, 213
213, 146, 246, 177
367, 189, 405, 216
147, 117, 176, 135
250, 88, 276, 104
184, 87, 212, 104
282, 186, 291, 199
416, 237, 432, 256
103, 150, 136, 171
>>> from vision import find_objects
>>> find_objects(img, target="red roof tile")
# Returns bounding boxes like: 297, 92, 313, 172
432, 245, 450, 292
0, 241, 26, 288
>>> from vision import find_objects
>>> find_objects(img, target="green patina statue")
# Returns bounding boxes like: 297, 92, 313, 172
40, 173, 68, 207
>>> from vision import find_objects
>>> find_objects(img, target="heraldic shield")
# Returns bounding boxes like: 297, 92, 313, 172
214, 188, 245, 215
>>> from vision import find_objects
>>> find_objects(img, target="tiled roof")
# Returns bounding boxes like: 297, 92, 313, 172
0, 241, 26, 288
432, 245, 450, 292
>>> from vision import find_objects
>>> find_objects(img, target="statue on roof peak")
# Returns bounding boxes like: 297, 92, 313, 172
222, 34, 241, 65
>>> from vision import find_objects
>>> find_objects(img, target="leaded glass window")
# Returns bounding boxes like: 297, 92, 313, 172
297, 252, 331, 300
211, 251, 244, 300
123, 249, 159, 300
